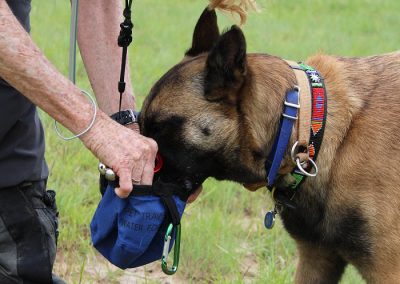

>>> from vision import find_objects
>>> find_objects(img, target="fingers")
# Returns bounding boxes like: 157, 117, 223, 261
130, 158, 144, 185
92, 120, 158, 197
114, 136, 157, 197
141, 161, 154, 185
115, 166, 133, 198
140, 138, 158, 185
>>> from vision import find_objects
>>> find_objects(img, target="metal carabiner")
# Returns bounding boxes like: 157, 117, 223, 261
161, 223, 181, 275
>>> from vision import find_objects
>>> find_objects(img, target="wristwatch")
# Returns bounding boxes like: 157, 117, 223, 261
110, 110, 140, 126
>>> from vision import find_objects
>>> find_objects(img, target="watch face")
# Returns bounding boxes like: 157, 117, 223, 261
111, 110, 138, 125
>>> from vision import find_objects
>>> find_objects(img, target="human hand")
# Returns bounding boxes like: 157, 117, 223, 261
82, 112, 158, 198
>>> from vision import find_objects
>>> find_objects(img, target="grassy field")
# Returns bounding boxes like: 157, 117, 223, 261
30, 0, 400, 283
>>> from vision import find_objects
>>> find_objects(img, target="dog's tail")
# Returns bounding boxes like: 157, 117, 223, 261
208, 0, 259, 25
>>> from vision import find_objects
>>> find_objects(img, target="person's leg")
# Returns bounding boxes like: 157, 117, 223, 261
0, 216, 20, 284
0, 181, 62, 284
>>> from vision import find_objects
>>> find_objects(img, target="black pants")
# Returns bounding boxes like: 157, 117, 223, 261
0, 181, 60, 284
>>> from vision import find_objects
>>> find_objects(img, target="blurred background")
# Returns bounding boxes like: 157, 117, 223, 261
30, 0, 399, 283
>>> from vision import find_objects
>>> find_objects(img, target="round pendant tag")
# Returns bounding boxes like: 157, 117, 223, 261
264, 211, 276, 229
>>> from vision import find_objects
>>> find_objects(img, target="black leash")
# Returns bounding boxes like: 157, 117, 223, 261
107, 0, 183, 226
117, 0, 134, 118
115, 0, 182, 229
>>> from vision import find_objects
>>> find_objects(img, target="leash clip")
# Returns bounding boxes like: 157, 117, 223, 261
161, 223, 181, 275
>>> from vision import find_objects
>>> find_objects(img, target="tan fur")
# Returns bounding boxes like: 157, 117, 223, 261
141, 17, 400, 282
277, 52, 400, 283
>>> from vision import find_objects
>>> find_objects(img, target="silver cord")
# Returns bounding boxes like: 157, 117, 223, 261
54, 0, 97, 141
54, 89, 97, 141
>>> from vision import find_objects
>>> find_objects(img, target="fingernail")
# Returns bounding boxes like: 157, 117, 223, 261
115, 188, 129, 199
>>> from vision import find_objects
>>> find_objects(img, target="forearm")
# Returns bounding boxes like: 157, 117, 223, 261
77, 0, 135, 115
0, 1, 156, 196
0, 1, 102, 138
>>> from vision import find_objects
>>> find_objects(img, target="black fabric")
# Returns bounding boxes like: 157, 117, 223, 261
100, 175, 191, 201
4, 0, 31, 33
159, 196, 181, 226
130, 182, 189, 200
0, 273, 17, 284
0, 181, 57, 284
0, 0, 48, 188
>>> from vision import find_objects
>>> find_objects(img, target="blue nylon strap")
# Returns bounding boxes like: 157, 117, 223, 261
266, 89, 299, 187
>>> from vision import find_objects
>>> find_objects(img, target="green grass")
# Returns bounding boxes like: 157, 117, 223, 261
29, 0, 399, 283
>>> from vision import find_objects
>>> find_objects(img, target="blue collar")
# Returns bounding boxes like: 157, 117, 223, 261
265, 87, 300, 187
264, 62, 327, 191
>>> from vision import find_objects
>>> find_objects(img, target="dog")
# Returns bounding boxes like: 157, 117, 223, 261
139, 7, 400, 283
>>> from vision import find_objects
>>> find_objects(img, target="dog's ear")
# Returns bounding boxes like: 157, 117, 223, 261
185, 8, 220, 57
204, 25, 247, 102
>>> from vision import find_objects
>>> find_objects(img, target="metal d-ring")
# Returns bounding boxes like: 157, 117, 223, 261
291, 141, 310, 166
290, 141, 300, 164
295, 157, 318, 177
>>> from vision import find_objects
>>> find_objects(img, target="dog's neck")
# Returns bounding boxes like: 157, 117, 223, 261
238, 54, 358, 191
238, 54, 297, 181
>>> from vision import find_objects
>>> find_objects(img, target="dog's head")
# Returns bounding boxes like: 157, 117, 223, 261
141, 8, 294, 193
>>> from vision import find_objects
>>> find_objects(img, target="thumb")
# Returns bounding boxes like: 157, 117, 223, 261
115, 167, 133, 198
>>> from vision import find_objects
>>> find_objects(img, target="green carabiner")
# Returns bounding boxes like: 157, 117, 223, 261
161, 222, 181, 275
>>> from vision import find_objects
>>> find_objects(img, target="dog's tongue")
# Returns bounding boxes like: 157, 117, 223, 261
187, 185, 203, 203
243, 182, 266, 191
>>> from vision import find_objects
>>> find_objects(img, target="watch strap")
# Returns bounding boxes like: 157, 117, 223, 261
110, 110, 140, 126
